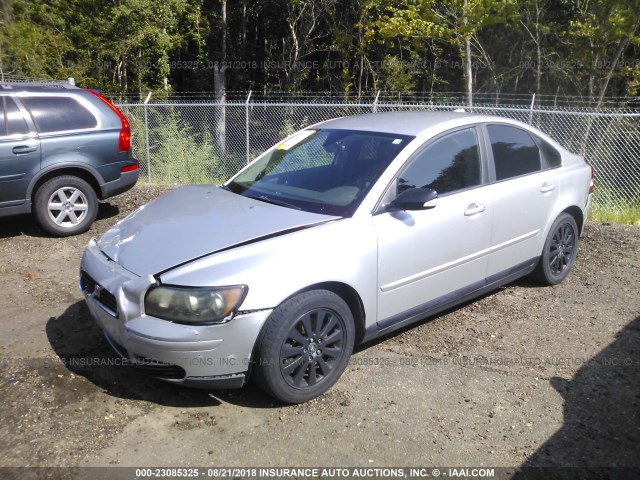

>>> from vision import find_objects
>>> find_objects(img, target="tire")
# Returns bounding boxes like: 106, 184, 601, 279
253, 290, 355, 404
34, 175, 98, 237
531, 213, 579, 285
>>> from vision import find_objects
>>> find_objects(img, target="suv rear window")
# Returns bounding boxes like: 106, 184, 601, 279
21, 96, 97, 133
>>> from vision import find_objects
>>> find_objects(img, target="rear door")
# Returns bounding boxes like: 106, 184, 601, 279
0, 96, 40, 206
373, 126, 492, 326
482, 123, 559, 277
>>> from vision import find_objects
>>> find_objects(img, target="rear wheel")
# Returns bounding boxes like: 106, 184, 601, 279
253, 290, 355, 404
532, 213, 579, 285
34, 175, 98, 237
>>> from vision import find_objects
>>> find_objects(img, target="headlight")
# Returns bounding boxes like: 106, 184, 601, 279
144, 285, 248, 324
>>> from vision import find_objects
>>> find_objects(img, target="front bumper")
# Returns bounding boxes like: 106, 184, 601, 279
79, 239, 271, 388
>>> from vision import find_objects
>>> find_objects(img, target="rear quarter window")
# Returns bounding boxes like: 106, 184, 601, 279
20, 96, 97, 133
534, 135, 562, 168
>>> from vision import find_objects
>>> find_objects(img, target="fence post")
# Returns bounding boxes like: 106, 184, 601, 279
143, 92, 152, 182
372, 90, 381, 113
529, 93, 536, 126
245, 90, 252, 165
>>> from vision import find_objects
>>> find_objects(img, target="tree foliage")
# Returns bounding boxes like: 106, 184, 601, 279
0, 0, 638, 99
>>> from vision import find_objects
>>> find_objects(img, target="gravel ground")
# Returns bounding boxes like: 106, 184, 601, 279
0, 185, 638, 474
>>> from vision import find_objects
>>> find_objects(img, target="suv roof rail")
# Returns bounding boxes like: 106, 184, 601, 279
0, 75, 76, 86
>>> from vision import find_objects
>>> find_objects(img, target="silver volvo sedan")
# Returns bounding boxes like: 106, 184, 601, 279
79, 111, 594, 403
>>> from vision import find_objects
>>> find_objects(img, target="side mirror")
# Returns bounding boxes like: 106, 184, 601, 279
386, 188, 438, 211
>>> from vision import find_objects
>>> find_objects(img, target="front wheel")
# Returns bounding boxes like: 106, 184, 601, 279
531, 213, 579, 285
34, 175, 98, 237
253, 290, 355, 404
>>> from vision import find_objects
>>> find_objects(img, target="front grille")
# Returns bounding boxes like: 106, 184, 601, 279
80, 270, 118, 317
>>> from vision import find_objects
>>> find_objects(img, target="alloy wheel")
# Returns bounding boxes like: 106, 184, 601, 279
47, 187, 90, 228
549, 223, 575, 276
279, 308, 346, 389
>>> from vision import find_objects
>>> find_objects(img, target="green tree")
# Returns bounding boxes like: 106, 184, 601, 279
103, 0, 186, 94
0, 0, 79, 80
564, 0, 640, 105
363, 0, 517, 103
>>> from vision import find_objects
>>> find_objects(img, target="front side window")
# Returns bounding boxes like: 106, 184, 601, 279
228, 129, 414, 216
487, 124, 541, 180
397, 127, 481, 196
20, 96, 97, 133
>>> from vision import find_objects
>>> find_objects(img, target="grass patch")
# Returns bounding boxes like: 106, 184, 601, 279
589, 190, 640, 225
589, 205, 640, 225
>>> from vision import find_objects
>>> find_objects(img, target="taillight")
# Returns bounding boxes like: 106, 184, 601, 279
86, 89, 131, 152
121, 164, 139, 173
587, 162, 595, 194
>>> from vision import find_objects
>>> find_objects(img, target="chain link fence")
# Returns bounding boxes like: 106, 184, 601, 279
116, 97, 640, 213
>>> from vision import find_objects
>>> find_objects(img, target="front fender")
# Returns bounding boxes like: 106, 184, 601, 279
158, 218, 379, 330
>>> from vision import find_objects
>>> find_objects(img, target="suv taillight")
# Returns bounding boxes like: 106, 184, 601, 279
86, 90, 131, 152
587, 161, 595, 194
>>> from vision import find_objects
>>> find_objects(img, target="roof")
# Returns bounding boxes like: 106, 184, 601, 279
314, 110, 478, 136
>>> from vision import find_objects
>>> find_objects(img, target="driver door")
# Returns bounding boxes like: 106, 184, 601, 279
372, 126, 492, 327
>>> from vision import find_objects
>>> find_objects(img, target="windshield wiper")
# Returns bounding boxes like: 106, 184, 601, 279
254, 195, 302, 210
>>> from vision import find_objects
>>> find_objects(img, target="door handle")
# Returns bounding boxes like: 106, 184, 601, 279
464, 203, 486, 216
540, 182, 556, 193
12, 145, 37, 154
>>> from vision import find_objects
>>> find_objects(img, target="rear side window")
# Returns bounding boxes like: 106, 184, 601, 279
487, 124, 541, 180
534, 135, 562, 168
2, 97, 30, 136
398, 127, 481, 195
20, 96, 97, 133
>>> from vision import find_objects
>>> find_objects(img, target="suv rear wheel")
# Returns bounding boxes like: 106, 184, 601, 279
34, 175, 98, 237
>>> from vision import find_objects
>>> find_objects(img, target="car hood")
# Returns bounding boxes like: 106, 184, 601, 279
97, 185, 338, 276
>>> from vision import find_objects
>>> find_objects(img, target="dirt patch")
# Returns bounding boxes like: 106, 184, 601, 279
0, 185, 638, 470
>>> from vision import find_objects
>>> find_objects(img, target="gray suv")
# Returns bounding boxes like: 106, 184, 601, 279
0, 82, 139, 236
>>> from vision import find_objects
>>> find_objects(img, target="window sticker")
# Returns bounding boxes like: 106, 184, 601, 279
276, 129, 316, 150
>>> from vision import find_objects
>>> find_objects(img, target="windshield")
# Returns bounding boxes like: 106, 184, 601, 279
227, 129, 414, 216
